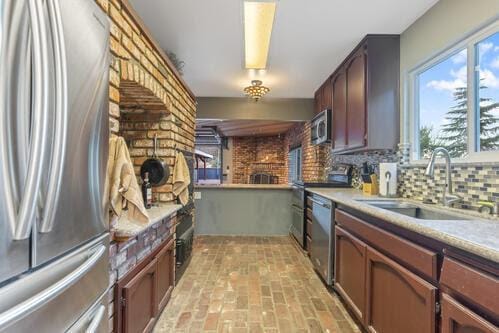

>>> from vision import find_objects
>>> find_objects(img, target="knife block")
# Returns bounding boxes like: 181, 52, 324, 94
363, 182, 379, 195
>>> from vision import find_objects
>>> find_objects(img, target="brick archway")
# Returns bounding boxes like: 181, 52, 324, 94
118, 59, 172, 113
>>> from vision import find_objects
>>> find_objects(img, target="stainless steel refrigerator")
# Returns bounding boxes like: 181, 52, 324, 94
0, 0, 110, 332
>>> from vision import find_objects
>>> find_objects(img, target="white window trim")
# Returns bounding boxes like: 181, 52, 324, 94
407, 19, 499, 164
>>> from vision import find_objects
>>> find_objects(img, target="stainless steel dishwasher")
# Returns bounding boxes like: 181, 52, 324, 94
310, 194, 335, 285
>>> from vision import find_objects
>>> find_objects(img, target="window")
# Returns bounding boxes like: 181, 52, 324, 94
412, 22, 499, 161
288, 146, 302, 183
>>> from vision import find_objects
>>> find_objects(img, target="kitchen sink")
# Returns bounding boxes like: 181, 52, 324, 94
356, 199, 471, 220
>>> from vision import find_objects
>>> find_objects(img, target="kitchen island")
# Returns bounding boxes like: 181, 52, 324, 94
194, 184, 293, 235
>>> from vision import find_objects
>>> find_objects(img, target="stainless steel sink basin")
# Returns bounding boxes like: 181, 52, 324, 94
356, 199, 471, 220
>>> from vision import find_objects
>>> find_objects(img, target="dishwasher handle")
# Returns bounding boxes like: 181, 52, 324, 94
309, 197, 331, 209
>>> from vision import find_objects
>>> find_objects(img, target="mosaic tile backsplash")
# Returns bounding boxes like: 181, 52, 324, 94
325, 144, 498, 212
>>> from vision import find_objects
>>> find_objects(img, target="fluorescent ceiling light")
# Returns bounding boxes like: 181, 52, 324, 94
244, 1, 276, 69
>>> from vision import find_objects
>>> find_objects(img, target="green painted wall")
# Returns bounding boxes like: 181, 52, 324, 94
194, 188, 293, 235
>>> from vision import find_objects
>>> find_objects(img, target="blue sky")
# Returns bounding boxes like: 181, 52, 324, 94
418, 32, 499, 141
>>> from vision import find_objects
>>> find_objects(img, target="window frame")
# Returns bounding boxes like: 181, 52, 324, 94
408, 20, 499, 164
288, 146, 302, 183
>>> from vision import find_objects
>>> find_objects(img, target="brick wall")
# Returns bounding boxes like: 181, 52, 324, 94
232, 136, 287, 184
94, 0, 196, 204
284, 122, 328, 182
108, 213, 177, 332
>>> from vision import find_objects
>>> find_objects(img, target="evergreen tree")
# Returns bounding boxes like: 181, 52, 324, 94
419, 125, 441, 159
439, 84, 499, 157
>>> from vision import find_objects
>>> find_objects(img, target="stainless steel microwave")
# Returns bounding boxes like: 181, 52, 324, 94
311, 109, 332, 145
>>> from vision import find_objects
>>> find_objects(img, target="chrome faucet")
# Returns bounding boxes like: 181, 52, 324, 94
425, 147, 462, 207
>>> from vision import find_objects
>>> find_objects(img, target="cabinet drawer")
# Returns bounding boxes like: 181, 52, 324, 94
306, 235, 312, 255
441, 294, 498, 333
441, 257, 499, 319
306, 208, 313, 220
306, 219, 313, 237
307, 197, 312, 208
336, 209, 438, 280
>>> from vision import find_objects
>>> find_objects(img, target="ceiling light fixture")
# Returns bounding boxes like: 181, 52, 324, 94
244, 80, 270, 101
244, 1, 276, 69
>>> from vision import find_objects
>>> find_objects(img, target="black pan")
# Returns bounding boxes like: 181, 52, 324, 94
140, 134, 170, 186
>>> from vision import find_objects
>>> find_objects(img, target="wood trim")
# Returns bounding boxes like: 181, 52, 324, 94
440, 257, 499, 320
336, 209, 438, 280
120, 0, 196, 101
441, 294, 498, 333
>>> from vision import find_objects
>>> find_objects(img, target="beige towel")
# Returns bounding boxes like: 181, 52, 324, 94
106, 136, 149, 224
172, 152, 191, 205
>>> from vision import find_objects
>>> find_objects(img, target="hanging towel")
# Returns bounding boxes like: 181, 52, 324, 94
172, 152, 191, 205
106, 136, 149, 224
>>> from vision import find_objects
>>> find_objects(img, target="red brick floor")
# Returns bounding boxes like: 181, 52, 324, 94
154, 236, 361, 333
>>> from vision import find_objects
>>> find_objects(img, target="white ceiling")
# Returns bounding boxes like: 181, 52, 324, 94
130, 0, 438, 98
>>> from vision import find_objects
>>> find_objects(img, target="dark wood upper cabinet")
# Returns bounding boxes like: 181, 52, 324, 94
156, 239, 175, 312
322, 78, 333, 111
441, 294, 498, 333
123, 259, 158, 333
365, 246, 437, 333
332, 70, 347, 151
346, 47, 367, 149
334, 226, 367, 323
314, 35, 400, 153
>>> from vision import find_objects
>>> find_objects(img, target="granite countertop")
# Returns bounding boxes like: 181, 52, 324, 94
195, 183, 293, 190
306, 188, 499, 263
112, 204, 183, 240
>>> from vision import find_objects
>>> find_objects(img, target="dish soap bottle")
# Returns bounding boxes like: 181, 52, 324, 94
142, 172, 152, 209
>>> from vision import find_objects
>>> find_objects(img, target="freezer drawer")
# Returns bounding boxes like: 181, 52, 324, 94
0, 234, 109, 333
67, 291, 109, 333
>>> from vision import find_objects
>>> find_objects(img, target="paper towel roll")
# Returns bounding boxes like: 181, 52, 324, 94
379, 163, 397, 196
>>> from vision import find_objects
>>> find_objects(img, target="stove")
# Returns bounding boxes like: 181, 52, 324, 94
290, 164, 353, 247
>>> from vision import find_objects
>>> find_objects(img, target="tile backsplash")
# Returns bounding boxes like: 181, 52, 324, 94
325, 144, 498, 211
398, 164, 498, 210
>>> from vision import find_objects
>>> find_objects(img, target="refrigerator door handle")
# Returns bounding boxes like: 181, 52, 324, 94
85, 305, 106, 333
13, 0, 51, 240
39, 0, 68, 233
0, 244, 106, 330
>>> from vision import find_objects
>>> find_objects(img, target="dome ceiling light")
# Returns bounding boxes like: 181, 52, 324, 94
244, 80, 270, 101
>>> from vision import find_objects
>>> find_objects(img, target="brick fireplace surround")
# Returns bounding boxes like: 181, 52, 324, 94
230, 122, 328, 184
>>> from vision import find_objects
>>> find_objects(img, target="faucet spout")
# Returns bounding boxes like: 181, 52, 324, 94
424, 147, 460, 207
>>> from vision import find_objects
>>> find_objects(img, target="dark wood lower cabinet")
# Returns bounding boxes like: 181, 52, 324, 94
123, 259, 158, 333
441, 294, 498, 333
334, 226, 367, 322
116, 236, 175, 333
156, 239, 175, 312
365, 246, 437, 333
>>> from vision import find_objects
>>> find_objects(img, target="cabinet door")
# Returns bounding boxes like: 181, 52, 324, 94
332, 69, 347, 151
441, 294, 498, 333
365, 247, 437, 333
123, 259, 158, 333
156, 239, 175, 312
322, 78, 333, 111
314, 87, 323, 114
334, 226, 367, 322
346, 46, 367, 149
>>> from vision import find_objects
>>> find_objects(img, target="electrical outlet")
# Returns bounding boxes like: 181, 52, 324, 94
194, 192, 201, 200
